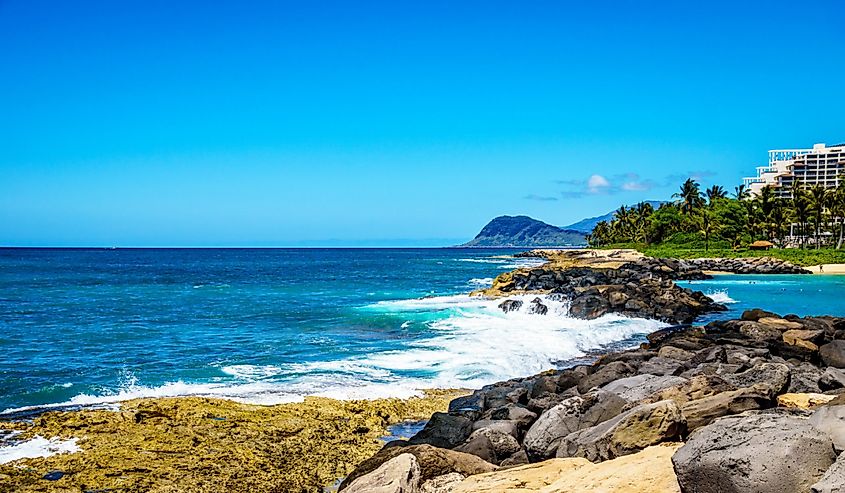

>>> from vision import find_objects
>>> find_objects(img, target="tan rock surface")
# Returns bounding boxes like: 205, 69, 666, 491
777, 392, 836, 410
451, 443, 682, 493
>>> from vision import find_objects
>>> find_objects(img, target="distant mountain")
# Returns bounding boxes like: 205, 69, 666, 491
461, 215, 586, 247
563, 200, 666, 233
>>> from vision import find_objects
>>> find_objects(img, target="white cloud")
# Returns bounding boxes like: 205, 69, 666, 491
587, 174, 611, 193
621, 181, 649, 191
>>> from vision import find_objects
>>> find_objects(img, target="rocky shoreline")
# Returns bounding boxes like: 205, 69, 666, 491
1, 250, 837, 492
340, 310, 845, 492
338, 251, 842, 492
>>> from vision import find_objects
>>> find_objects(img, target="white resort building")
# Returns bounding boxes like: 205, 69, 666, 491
742, 143, 845, 198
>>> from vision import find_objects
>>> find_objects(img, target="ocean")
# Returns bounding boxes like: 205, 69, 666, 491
2, 248, 844, 415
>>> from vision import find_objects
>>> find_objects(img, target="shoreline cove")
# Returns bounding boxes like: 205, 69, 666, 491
2, 249, 845, 492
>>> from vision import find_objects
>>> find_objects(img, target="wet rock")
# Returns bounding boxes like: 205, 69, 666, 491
409, 413, 473, 449
448, 393, 484, 420
672, 413, 836, 493
42, 471, 64, 481
498, 299, 523, 313
343, 453, 421, 493
488, 404, 537, 429
569, 294, 610, 319
820, 341, 845, 368
556, 400, 685, 462
527, 297, 548, 315
741, 308, 781, 321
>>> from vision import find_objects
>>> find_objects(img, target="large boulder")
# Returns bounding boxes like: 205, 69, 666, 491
672, 413, 836, 493
601, 374, 688, 403
811, 453, 845, 493
640, 375, 736, 406
343, 453, 421, 493
680, 385, 774, 431
448, 393, 484, 420
808, 405, 845, 453
820, 341, 845, 368
637, 374, 736, 407
820, 367, 845, 391
638, 357, 686, 376
455, 427, 520, 465
339, 444, 496, 490
741, 308, 781, 321
577, 361, 636, 393
408, 413, 473, 449
556, 400, 685, 462
569, 294, 610, 319
487, 404, 537, 429
450, 443, 683, 493
420, 473, 465, 493
523, 390, 626, 460
720, 362, 790, 396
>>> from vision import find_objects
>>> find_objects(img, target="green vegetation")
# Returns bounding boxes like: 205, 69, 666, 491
587, 177, 845, 261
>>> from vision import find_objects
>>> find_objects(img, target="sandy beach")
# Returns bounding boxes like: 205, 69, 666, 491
807, 263, 845, 274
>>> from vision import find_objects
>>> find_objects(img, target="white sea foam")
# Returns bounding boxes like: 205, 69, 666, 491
705, 289, 738, 304
498, 258, 548, 269
457, 258, 508, 264
468, 277, 494, 287
221, 364, 283, 380
0, 433, 80, 464
3, 293, 666, 413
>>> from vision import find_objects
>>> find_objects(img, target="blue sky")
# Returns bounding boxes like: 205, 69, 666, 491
2, 1, 843, 246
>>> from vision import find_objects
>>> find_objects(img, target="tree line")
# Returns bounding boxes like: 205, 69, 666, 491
586, 178, 845, 250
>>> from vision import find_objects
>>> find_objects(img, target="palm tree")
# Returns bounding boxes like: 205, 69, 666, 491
706, 185, 727, 205
757, 186, 775, 240
699, 209, 716, 251
613, 206, 631, 240
791, 188, 811, 249
733, 184, 751, 201
588, 220, 612, 247
832, 178, 845, 249
808, 185, 828, 249
673, 179, 704, 216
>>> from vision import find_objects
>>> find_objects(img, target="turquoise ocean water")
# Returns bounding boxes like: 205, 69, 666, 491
1, 248, 844, 415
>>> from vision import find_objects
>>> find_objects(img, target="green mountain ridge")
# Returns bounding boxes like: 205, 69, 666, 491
461, 215, 586, 247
